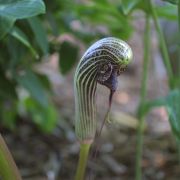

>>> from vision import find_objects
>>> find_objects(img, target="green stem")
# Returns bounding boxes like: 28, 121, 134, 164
176, 1, 180, 164
75, 143, 91, 180
178, 0, 180, 85
0, 134, 22, 180
150, 0, 173, 88
135, 14, 151, 180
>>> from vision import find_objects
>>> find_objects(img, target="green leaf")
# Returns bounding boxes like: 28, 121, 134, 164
24, 97, 58, 133
59, 41, 79, 74
156, 4, 177, 20
172, 76, 180, 88
165, 90, 180, 139
0, 16, 15, 39
46, 12, 59, 36
0, 0, 45, 39
36, 73, 51, 91
0, 0, 45, 19
28, 17, 49, 55
75, 3, 128, 25
10, 26, 38, 58
74, 2, 132, 39
143, 89, 180, 140
16, 70, 48, 107
136, 0, 151, 14
0, 101, 17, 129
163, 0, 178, 5
7, 35, 27, 71
140, 98, 166, 117
0, 69, 17, 99
121, 0, 141, 15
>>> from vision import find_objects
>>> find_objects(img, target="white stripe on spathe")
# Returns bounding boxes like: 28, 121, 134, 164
74, 37, 132, 142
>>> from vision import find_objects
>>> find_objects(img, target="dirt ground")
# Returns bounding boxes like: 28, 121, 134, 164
2, 17, 180, 180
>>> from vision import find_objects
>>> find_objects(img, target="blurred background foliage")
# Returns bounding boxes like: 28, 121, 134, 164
0, 0, 180, 179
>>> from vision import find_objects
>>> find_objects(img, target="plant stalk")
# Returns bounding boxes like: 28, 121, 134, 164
178, 0, 180, 84
150, 0, 173, 88
0, 134, 22, 180
135, 14, 150, 180
75, 142, 91, 180
176, 0, 180, 164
